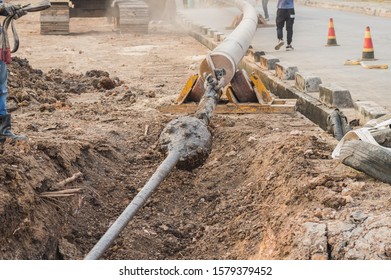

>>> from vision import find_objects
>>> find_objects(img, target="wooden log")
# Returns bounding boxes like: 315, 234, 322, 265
340, 140, 391, 184
372, 129, 391, 148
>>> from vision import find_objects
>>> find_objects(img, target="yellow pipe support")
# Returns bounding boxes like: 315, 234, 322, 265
176, 74, 199, 104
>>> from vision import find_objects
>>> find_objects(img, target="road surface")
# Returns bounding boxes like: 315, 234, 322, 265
179, 0, 391, 112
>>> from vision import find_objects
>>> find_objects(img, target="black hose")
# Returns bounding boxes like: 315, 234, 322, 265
0, 1, 51, 57
22, 1, 51, 13
328, 109, 351, 141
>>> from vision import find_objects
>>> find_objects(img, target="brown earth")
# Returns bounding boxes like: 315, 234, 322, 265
1, 3, 391, 260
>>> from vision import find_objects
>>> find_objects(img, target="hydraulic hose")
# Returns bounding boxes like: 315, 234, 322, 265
328, 109, 351, 141
1, 0, 51, 60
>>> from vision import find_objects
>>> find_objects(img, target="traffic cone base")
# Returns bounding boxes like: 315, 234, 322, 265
325, 18, 339, 46
325, 39, 338, 46
362, 51, 376, 61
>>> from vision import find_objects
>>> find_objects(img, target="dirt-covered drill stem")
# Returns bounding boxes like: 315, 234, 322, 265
84, 151, 181, 260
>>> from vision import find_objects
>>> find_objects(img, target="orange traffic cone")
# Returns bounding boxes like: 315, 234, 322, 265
362, 26, 375, 60
325, 18, 339, 46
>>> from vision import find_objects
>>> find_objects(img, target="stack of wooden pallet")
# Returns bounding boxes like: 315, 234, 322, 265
116, 0, 150, 33
40, 2, 70, 35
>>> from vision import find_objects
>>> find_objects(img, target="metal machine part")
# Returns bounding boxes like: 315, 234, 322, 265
40, 0, 151, 34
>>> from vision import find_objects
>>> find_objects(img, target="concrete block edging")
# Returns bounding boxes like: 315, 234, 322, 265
295, 72, 322, 93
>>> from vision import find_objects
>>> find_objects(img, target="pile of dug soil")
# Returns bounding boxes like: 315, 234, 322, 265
7, 57, 123, 113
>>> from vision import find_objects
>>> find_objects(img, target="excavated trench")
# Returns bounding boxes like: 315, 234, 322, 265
3, 101, 391, 260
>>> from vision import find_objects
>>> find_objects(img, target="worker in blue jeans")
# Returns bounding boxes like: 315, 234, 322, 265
0, 3, 28, 143
274, 0, 295, 51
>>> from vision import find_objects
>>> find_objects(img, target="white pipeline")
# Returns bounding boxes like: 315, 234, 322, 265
203, 0, 258, 85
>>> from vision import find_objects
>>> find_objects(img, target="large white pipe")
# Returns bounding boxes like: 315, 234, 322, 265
200, 0, 258, 86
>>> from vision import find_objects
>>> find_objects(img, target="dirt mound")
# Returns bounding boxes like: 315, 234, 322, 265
7, 57, 123, 113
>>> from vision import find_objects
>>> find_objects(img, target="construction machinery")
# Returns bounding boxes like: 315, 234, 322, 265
40, 0, 175, 35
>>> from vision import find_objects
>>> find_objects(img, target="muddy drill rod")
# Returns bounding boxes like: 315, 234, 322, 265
85, 123, 213, 260
84, 151, 181, 260
85, 0, 257, 260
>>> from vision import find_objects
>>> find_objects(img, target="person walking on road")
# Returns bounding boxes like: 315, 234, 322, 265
275, 0, 295, 51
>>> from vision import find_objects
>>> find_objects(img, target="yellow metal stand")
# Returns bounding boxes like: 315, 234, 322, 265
159, 72, 297, 114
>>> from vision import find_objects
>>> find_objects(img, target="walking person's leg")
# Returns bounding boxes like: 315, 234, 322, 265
262, 0, 269, 20
275, 8, 286, 50
285, 8, 295, 50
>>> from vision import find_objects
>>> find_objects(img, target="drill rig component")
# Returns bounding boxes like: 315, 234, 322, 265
112, 0, 149, 33
161, 70, 296, 114
229, 69, 258, 103
176, 74, 204, 104
40, 0, 150, 35
84, 150, 181, 260
158, 115, 213, 170
225, 70, 274, 104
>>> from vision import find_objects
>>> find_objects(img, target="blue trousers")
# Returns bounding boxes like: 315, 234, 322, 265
0, 60, 8, 116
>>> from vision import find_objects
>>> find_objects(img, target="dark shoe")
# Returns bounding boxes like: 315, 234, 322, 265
0, 114, 28, 141
274, 39, 284, 50
286, 45, 294, 51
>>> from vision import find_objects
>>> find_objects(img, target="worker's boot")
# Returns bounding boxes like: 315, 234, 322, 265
0, 114, 27, 141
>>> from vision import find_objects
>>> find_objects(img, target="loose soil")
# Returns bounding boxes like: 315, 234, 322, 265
1, 2, 391, 260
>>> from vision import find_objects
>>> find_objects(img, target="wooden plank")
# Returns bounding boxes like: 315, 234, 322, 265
158, 103, 296, 114
40, 2, 69, 35
41, 31, 69, 35
117, 1, 149, 28
40, 15, 69, 22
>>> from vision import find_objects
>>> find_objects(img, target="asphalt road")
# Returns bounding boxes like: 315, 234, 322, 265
179, 0, 391, 112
